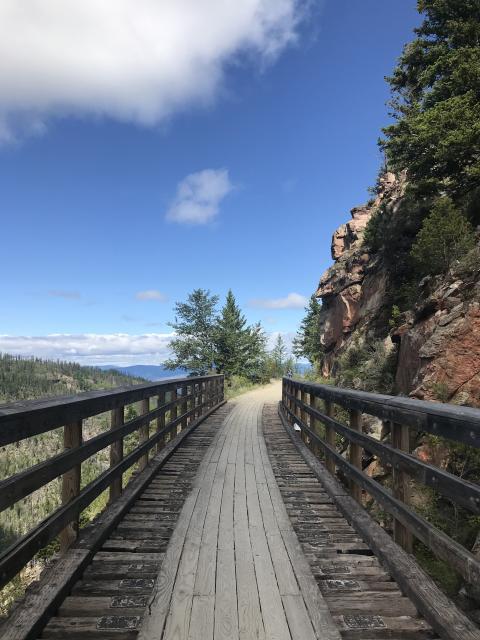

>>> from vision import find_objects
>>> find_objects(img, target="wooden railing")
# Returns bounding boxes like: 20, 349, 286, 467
0, 374, 224, 590
281, 377, 480, 589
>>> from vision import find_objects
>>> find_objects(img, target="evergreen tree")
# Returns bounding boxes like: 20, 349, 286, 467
381, 0, 480, 211
214, 292, 270, 382
165, 288, 219, 375
242, 322, 269, 383
270, 334, 288, 378
411, 197, 475, 276
214, 290, 250, 378
292, 295, 323, 366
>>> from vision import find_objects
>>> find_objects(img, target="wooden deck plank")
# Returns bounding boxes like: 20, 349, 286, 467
136, 488, 200, 640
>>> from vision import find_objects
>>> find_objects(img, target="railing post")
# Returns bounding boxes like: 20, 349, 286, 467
110, 406, 124, 502
59, 420, 82, 552
300, 389, 307, 443
309, 392, 320, 457
156, 390, 166, 452
349, 409, 363, 503
170, 387, 178, 437
138, 398, 150, 471
208, 378, 213, 409
325, 400, 336, 475
195, 382, 201, 417
392, 421, 413, 553
181, 384, 188, 429
294, 386, 300, 421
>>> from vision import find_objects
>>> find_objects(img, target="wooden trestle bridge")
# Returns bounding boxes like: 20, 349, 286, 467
0, 375, 479, 639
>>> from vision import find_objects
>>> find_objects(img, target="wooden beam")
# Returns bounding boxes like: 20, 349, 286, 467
59, 421, 82, 553
324, 400, 335, 475
282, 377, 480, 448
0, 394, 189, 514
349, 409, 362, 503
392, 421, 413, 553
109, 406, 124, 502
181, 385, 188, 429
169, 388, 178, 438
284, 391, 480, 514
138, 399, 150, 472
0, 375, 223, 446
156, 390, 166, 453
280, 402, 480, 588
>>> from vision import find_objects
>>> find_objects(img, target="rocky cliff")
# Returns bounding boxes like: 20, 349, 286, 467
315, 174, 480, 407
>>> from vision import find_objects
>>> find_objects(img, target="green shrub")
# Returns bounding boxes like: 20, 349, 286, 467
388, 305, 402, 329
410, 198, 475, 277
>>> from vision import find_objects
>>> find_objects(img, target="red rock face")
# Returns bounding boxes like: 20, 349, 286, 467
316, 173, 400, 376
400, 303, 480, 406
315, 170, 480, 407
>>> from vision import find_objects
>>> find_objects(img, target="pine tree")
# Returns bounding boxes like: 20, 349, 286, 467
292, 295, 323, 366
270, 334, 287, 378
214, 290, 250, 378
410, 197, 475, 276
381, 0, 480, 210
242, 322, 268, 383
165, 288, 219, 376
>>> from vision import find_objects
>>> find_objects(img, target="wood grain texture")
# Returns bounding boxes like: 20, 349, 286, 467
59, 420, 83, 552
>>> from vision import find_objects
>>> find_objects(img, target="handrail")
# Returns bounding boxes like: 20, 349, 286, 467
0, 374, 224, 590
285, 378, 480, 447
0, 375, 213, 446
281, 377, 480, 588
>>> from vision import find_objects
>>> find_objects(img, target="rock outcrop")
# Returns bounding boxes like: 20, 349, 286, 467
315, 173, 480, 407
316, 172, 402, 377
392, 262, 480, 405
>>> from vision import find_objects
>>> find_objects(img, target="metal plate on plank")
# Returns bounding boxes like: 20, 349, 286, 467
343, 615, 386, 629
97, 615, 140, 630
119, 578, 155, 589
111, 595, 148, 608
320, 564, 351, 574
323, 579, 360, 590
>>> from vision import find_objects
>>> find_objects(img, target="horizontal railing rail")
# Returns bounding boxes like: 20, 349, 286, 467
281, 377, 480, 588
0, 374, 224, 590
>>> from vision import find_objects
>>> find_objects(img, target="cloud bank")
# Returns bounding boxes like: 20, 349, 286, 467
249, 292, 307, 309
166, 169, 233, 224
0, 333, 173, 366
0, 0, 305, 141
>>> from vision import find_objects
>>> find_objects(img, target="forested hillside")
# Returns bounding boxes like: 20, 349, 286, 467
0, 353, 144, 403
0, 354, 146, 615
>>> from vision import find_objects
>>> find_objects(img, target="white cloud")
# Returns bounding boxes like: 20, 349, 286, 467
166, 168, 233, 225
0, 333, 174, 366
0, 0, 305, 141
136, 289, 167, 301
249, 292, 307, 309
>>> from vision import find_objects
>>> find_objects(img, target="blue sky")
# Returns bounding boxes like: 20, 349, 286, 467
0, 0, 419, 365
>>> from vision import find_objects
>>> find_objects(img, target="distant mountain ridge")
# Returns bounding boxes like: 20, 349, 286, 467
98, 364, 186, 381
